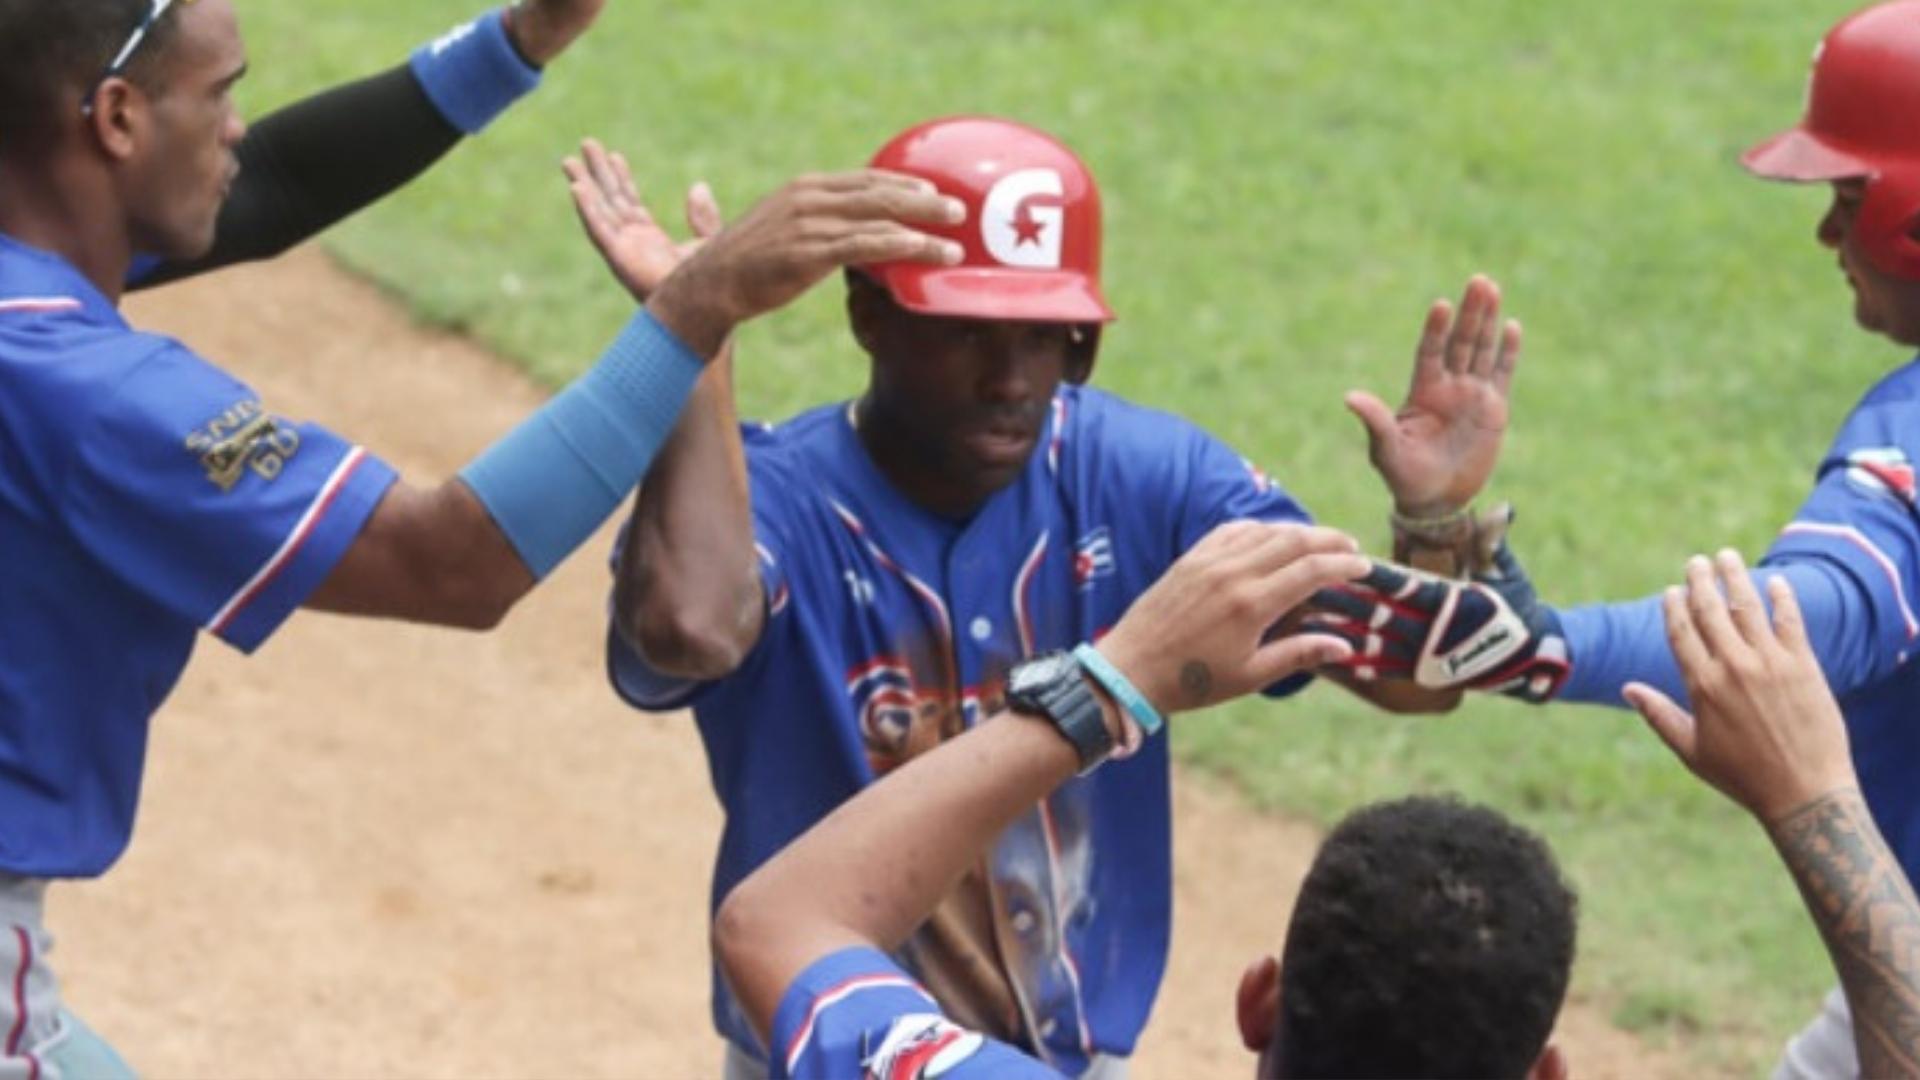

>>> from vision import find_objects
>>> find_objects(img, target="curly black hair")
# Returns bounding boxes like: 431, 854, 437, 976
0, 0, 186, 148
1274, 795, 1578, 1079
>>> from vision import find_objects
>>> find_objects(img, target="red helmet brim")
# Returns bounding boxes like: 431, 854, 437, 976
882, 266, 1116, 324
1742, 125, 1880, 182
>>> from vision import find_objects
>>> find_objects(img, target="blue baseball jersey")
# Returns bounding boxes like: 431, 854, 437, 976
608, 385, 1309, 1072
773, 947, 1060, 1080
0, 233, 396, 877
1559, 358, 1920, 876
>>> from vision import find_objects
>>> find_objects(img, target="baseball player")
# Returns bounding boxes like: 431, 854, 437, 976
581, 116, 1518, 1077
1308, 3, 1920, 1074
710, 520, 1582, 1080
0, 1, 965, 1074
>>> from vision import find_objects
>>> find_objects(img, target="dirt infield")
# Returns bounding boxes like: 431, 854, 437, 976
39, 248, 1705, 1077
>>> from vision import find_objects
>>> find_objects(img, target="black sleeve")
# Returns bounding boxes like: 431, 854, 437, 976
131, 64, 463, 289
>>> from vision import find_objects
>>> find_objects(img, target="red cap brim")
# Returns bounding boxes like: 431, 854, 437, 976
1742, 126, 1880, 182
882, 266, 1115, 324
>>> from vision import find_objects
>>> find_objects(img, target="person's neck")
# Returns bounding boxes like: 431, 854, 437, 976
0, 154, 134, 304
852, 396, 990, 522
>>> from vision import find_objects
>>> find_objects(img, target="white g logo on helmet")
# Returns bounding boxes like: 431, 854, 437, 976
981, 168, 1065, 269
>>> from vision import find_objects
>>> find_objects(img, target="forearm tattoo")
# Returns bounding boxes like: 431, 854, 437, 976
1771, 789, 1920, 1077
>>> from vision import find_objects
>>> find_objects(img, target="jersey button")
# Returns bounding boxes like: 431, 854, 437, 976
1011, 909, 1037, 935
969, 617, 993, 642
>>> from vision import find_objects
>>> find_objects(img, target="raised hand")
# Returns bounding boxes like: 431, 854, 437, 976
1096, 521, 1368, 714
505, 0, 610, 67
1623, 551, 1855, 824
1346, 275, 1520, 517
564, 138, 721, 302
647, 170, 965, 358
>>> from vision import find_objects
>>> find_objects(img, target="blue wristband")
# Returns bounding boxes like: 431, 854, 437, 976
459, 310, 704, 578
409, 9, 541, 135
1072, 643, 1164, 737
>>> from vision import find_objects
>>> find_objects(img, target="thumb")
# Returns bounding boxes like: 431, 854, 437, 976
1623, 682, 1698, 765
687, 181, 723, 239
1343, 390, 1395, 450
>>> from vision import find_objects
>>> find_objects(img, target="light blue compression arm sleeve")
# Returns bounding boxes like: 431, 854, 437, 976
458, 310, 704, 579
1556, 559, 1880, 707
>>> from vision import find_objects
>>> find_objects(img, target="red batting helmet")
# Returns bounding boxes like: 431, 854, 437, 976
1744, 0, 1920, 279
864, 116, 1114, 324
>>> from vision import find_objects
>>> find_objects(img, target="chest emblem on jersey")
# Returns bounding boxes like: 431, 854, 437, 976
1073, 526, 1115, 591
1844, 447, 1917, 508
862, 1013, 986, 1080
185, 400, 302, 492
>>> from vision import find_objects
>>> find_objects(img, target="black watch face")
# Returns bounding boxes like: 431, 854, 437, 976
1009, 653, 1073, 697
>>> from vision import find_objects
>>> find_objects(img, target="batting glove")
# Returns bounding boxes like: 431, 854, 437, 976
1309, 541, 1570, 703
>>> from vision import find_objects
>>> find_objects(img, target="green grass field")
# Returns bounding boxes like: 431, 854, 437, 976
244, 0, 1887, 1070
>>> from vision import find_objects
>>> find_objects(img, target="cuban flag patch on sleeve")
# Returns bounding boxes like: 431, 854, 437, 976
1844, 447, 1918, 508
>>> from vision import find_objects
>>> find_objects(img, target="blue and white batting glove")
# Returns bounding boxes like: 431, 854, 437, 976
1309, 542, 1570, 703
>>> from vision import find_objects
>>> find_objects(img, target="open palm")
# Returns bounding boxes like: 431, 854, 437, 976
563, 138, 721, 302
1346, 275, 1518, 516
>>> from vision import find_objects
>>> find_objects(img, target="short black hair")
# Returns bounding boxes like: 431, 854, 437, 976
0, 0, 184, 147
1275, 795, 1578, 1080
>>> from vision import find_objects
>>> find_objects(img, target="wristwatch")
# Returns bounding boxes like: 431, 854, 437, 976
1005, 651, 1114, 771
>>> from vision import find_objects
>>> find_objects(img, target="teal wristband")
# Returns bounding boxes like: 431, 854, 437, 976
1072, 643, 1164, 737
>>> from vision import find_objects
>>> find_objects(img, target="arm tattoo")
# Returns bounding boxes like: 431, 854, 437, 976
1770, 789, 1920, 1078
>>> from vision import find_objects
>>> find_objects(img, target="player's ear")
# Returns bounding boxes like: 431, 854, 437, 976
88, 78, 146, 162
1063, 324, 1099, 385
1527, 1043, 1568, 1080
1235, 954, 1280, 1052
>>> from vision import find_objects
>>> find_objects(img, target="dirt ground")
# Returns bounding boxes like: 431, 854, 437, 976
40, 248, 1703, 1078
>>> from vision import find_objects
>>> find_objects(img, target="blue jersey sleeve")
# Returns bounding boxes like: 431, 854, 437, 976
1171, 419, 1317, 698
771, 947, 1059, 1080
58, 340, 396, 653
1173, 426, 1313, 548
1559, 372, 1920, 707
1557, 560, 1870, 706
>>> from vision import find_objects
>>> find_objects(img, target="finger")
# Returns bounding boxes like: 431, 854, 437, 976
1258, 551, 1373, 616
1661, 583, 1715, 684
1493, 319, 1522, 392
1623, 681, 1699, 764
815, 184, 967, 228
1213, 523, 1353, 592
803, 168, 942, 196
1413, 299, 1451, 381
1248, 632, 1354, 688
1684, 554, 1746, 661
686, 181, 724, 239
1447, 276, 1490, 374
1342, 390, 1396, 452
1468, 277, 1503, 379
566, 174, 614, 236
1234, 523, 1362, 569
1766, 575, 1813, 656
607, 151, 649, 216
819, 225, 963, 268
585, 142, 625, 205
1713, 549, 1772, 650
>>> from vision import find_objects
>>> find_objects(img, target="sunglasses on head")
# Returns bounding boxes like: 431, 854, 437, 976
81, 0, 180, 117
